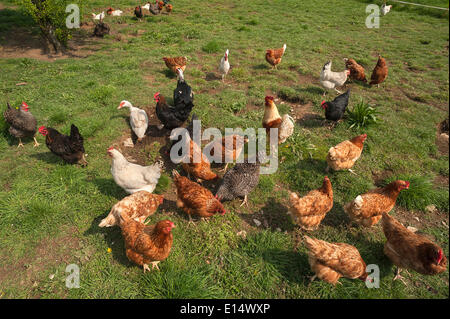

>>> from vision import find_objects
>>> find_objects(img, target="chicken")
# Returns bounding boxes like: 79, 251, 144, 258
38, 124, 87, 166
369, 55, 388, 87
149, 1, 160, 15
117, 100, 149, 142
110, 9, 123, 16
381, 3, 392, 15
219, 49, 230, 82
120, 215, 174, 272
92, 11, 105, 21
106, 7, 114, 15
99, 192, 164, 227
289, 176, 333, 231
93, 22, 110, 38
163, 56, 187, 74
134, 6, 143, 19
169, 113, 198, 157
4, 102, 39, 147
381, 213, 447, 283
174, 68, 194, 111
155, 92, 191, 130
181, 133, 218, 182
215, 155, 261, 207
320, 61, 350, 95
203, 135, 248, 172
304, 236, 368, 285
262, 96, 295, 144
321, 89, 350, 122
142, 3, 150, 10
172, 170, 225, 222
326, 133, 367, 174
166, 4, 173, 12
344, 58, 367, 83
158, 1, 164, 10
265, 44, 286, 69
344, 180, 410, 227
108, 147, 162, 194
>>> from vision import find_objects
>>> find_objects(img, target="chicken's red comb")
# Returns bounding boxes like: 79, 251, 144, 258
321, 100, 326, 105
405, 181, 410, 189
107, 146, 114, 152
154, 92, 160, 99
265, 96, 274, 100
22, 101, 29, 107
438, 249, 443, 263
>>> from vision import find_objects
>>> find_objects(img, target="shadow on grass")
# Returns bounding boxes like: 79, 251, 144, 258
159, 68, 177, 79
205, 72, 221, 81
261, 248, 310, 285
252, 63, 269, 70
321, 202, 351, 228
89, 177, 127, 199
29, 151, 68, 165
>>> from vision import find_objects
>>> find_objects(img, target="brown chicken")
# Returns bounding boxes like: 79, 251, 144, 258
304, 236, 368, 285
172, 170, 225, 222
326, 134, 367, 174
166, 4, 173, 12
344, 58, 367, 83
265, 44, 286, 69
262, 96, 295, 144
120, 215, 175, 272
289, 176, 333, 231
163, 56, 187, 74
203, 135, 249, 172
182, 136, 218, 182
99, 191, 164, 227
381, 213, 447, 284
369, 55, 388, 87
158, 1, 164, 10
344, 180, 410, 227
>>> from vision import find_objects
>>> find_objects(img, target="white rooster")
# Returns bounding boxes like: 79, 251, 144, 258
110, 9, 123, 16
219, 49, 230, 82
108, 147, 163, 194
320, 61, 350, 95
117, 100, 148, 142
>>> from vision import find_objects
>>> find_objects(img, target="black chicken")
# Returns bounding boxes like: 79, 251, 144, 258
155, 93, 192, 130
173, 68, 194, 110
4, 102, 39, 147
134, 6, 143, 19
93, 22, 110, 37
216, 154, 261, 207
321, 89, 350, 122
38, 124, 87, 166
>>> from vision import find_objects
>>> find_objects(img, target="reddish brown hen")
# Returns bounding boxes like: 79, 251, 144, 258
369, 55, 388, 87
326, 134, 367, 174
381, 213, 447, 284
181, 137, 218, 182
204, 135, 249, 172
304, 236, 368, 285
120, 216, 174, 272
344, 180, 410, 227
344, 58, 367, 83
172, 170, 225, 222
163, 56, 187, 74
265, 44, 286, 69
289, 176, 333, 231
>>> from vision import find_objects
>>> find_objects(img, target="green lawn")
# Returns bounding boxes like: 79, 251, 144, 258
0, 0, 448, 298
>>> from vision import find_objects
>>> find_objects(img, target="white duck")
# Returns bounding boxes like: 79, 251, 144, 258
118, 100, 149, 142
219, 49, 230, 82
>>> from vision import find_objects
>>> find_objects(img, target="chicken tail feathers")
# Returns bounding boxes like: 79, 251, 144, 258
98, 213, 116, 228
6, 102, 12, 110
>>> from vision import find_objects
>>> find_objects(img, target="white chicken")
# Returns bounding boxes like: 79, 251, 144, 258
117, 100, 148, 142
108, 147, 163, 194
110, 9, 123, 16
219, 49, 230, 82
92, 11, 105, 21
278, 114, 295, 144
381, 3, 392, 16
320, 61, 350, 95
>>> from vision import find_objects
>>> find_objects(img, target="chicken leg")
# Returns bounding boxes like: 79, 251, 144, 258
151, 261, 160, 271
143, 264, 151, 273
393, 268, 408, 285
239, 195, 249, 207
348, 169, 357, 175
17, 138, 24, 148
33, 137, 40, 147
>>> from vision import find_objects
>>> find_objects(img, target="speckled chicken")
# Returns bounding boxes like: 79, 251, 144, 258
344, 180, 410, 227
120, 215, 174, 272
381, 212, 447, 284
262, 96, 294, 144
326, 134, 367, 174
304, 236, 368, 285
289, 176, 333, 231
99, 191, 164, 227
215, 155, 261, 207
172, 170, 225, 222
4, 102, 39, 147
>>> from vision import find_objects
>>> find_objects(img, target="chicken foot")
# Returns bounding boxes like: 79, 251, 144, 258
17, 138, 24, 148
33, 137, 40, 147
239, 195, 249, 207
393, 268, 408, 285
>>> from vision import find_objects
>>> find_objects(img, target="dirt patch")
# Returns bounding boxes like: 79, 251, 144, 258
434, 175, 449, 188
0, 226, 80, 297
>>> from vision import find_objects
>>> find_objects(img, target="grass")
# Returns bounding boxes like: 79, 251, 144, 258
0, 0, 448, 299
346, 99, 381, 129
